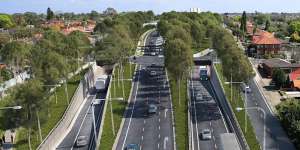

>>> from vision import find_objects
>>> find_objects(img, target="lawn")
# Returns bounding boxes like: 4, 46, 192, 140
168, 74, 188, 150
15, 70, 87, 149
215, 63, 261, 150
99, 63, 134, 150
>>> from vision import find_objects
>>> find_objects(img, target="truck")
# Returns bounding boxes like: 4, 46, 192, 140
199, 65, 210, 81
95, 75, 108, 91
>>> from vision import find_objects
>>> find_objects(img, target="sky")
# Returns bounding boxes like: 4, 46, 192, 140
1, 0, 300, 14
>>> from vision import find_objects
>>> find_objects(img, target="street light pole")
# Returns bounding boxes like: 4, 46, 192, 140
0, 106, 22, 110
224, 81, 248, 133
236, 107, 266, 150
91, 97, 123, 141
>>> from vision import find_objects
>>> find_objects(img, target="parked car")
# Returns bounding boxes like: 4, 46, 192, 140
76, 136, 88, 147
150, 52, 156, 56
200, 129, 212, 140
125, 144, 140, 150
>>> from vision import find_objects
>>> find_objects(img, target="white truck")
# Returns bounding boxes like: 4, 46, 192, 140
95, 75, 108, 91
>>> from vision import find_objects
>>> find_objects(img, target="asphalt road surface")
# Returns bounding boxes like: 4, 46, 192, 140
246, 58, 296, 150
189, 66, 228, 150
57, 88, 107, 150
115, 31, 175, 150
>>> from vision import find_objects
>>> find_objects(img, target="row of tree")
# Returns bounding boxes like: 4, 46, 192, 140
276, 99, 300, 149
94, 11, 155, 65
0, 29, 91, 149
158, 12, 253, 84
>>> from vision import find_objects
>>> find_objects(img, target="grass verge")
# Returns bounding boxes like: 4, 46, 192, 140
168, 74, 188, 150
215, 63, 261, 150
99, 63, 134, 150
15, 70, 87, 149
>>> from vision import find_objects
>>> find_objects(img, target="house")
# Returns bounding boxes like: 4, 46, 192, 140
246, 22, 282, 56
289, 68, 300, 89
261, 58, 300, 77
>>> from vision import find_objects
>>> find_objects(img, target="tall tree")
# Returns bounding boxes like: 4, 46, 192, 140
46, 7, 54, 20
240, 11, 247, 33
265, 19, 270, 31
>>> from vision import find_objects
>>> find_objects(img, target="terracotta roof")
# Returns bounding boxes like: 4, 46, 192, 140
289, 68, 300, 81
292, 80, 300, 89
252, 31, 282, 45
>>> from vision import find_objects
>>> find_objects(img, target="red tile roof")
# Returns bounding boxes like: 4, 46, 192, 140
252, 31, 282, 45
289, 68, 300, 81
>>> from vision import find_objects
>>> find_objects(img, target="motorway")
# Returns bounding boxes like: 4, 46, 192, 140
189, 66, 228, 150
115, 31, 175, 150
245, 59, 296, 150
57, 88, 107, 150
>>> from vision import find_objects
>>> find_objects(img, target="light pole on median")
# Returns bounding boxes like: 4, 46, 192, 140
224, 81, 248, 134
91, 97, 124, 143
0, 106, 22, 110
236, 107, 266, 150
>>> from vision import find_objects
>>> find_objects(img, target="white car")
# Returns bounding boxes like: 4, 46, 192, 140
150, 52, 156, 56
200, 129, 212, 140
150, 71, 157, 76
76, 136, 88, 147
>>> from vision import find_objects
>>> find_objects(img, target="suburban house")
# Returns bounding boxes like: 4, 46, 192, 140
289, 68, 300, 89
246, 22, 282, 56
260, 58, 300, 77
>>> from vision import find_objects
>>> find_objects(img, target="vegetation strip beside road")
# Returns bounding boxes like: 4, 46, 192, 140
168, 74, 188, 150
13, 69, 87, 149
99, 63, 134, 150
215, 64, 261, 150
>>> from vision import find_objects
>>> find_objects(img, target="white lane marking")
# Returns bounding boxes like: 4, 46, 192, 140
214, 144, 217, 149
158, 118, 161, 123
144, 119, 146, 124
158, 134, 161, 139
165, 109, 168, 118
141, 135, 144, 141
121, 66, 141, 150
159, 111, 161, 115
159, 126, 161, 130
142, 127, 144, 132
163, 137, 169, 150
70, 97, 93, 150
191, 75, 201, 150
158, 143, 160, 149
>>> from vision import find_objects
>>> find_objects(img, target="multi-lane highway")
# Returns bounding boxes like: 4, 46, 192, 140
57, 89, 107, 150
189, 66, 229, 150
115, 31, 175, 150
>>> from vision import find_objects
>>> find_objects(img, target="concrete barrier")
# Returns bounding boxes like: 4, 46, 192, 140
37, 63, 103, 150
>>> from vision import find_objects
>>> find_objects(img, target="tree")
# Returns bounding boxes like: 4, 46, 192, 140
12, 13, 26, 26
0, 41, 31, 77
289, 21, 300, 35
0, 32, 10, 49
265, 19, 271, 31
46, 7, 54, 21
0, 14, 14, 29
240, 11, 247, 33
272, 68, 286, 88
13, 79, 45, 149
89, 10, 99, 20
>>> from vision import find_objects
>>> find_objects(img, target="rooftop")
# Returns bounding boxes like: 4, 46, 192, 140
263, 58, 300, 68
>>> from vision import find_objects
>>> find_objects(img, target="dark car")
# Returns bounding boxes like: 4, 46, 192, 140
125, 144, 140, 150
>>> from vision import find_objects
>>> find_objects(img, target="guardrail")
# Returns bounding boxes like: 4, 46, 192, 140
210, 64, 250, 150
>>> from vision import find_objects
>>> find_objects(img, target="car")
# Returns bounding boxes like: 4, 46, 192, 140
150, 52, 156, 56
125, 144, 140, 150
195, 93, 203, 101
76, 136, 88, 147
148, 104, 157, 114
200, 129, 212, 140
241, 83, 251, 93
150, 71, 157, 76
